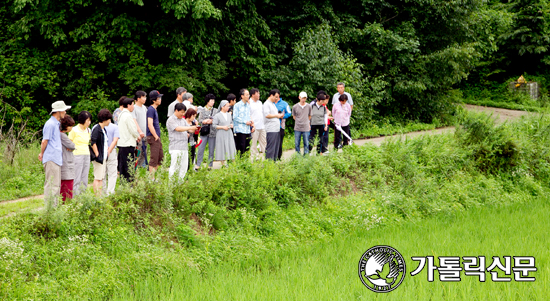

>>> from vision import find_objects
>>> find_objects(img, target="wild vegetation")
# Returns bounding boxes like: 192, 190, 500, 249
113, 195, 549, 300
1, 110, 549, 299
1, 0, 550, 298
2, 0, 544, 129
0, 116, 449, 202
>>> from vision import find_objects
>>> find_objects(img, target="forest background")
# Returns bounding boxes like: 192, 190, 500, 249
1, 1, 550, 299
0, 0, 549, 134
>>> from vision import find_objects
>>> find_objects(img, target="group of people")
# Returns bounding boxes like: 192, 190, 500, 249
39, 83, 353, 205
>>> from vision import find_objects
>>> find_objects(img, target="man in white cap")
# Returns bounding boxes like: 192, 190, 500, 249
38, 100, 71, 206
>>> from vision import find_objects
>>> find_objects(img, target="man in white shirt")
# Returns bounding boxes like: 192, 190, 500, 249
263, 89, 284, 161
249, 88, 266, 160
182, 92, 197, 111
132, 90, 148, 167
331, 82, 353, 111
167, 87, 187, 118
117, 97, 141, 183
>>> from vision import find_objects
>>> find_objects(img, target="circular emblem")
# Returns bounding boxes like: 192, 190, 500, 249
358, 245, 406, 293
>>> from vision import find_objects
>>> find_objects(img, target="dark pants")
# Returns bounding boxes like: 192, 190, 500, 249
235, 132, 251, 157
188, 133, 198, 170
118, 146, 136, 183
334, 125, 351, 149
309, 125, 326, 153
277, 129, 285, 160
142, 142, 148, 166
266, 131, 281, 161
322, 126, 329, 152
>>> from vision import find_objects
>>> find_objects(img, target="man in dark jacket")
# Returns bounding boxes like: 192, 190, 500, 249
91, 109, 112, 196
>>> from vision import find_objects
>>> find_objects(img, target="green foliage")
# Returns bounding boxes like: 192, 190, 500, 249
0, 0, 517, 134
456, 112, 520, 173
461, 0, 550, 102
501, 0, 550, 58
460, 73, 550, 111
3, 111, 550, 299
264, 23, 382, 123
112, 197, 550, 300
0, 144, 44, 201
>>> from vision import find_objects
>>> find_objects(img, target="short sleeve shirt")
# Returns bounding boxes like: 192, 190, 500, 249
263, 101, 280, 133
183, 100, 192, 110
42, 116, 62, 166
233, 100, 251, 134
68, 125, 90, 155
166, 115, 189, 151
113, 108, 122, 125
104, 123, 120, 149
249, 99, 264, 130
132, 104, 147, 134
167, 100, 179, 118
146, 106, 161, 137
332, 92, 353, 106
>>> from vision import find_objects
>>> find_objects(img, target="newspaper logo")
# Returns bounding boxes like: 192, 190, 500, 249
358, 245, 406, 293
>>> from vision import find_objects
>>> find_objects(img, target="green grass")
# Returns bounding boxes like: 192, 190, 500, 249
114, 197, 549, 301
0, 117, 444, 201
0, 145, 45, 201
281, 119, 446, 152
461, 98, 544, 113
0, 198, 43, 217
2, 111, 550, 300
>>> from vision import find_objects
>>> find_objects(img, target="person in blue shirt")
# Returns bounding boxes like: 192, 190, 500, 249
275, 96, 292, 160
39, 100, 71, 206
232, 89, 255, 156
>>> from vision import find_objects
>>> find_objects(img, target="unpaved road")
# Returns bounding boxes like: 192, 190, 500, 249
1, 104, 531, 206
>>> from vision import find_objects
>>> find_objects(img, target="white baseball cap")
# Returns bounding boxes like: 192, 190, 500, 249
50, 101, 71, 114
299, 91, 307, 98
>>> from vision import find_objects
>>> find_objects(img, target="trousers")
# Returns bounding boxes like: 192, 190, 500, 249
73, 154, 90, 195
294, 131, 310, 155
266, 131, 281, 161
196, 136, 216, 167
43, 161, 61, 207
103, 149, 118, 195
250, 129, 266, 160
169, 150, 189, 181
118, 146, 136, 183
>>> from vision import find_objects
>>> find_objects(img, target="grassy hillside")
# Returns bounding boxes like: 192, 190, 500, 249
2, 110, 550, 300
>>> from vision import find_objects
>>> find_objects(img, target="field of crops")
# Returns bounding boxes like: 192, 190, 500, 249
115, 197, 549, 300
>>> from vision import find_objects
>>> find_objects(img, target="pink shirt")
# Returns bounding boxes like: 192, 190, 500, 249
332, 102, 351, 126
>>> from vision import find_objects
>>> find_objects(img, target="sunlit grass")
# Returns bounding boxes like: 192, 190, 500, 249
0, 198, 43, 217
0, 145, 44, 201
114, 197, 549, 301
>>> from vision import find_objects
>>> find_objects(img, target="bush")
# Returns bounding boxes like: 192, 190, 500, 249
455, 112, 520, 173
4, 109, 550, 299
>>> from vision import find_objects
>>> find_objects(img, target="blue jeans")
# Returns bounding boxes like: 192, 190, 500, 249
294, 131, 310, 155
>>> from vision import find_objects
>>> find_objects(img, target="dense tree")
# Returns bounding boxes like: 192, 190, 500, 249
0, 0, 522, 132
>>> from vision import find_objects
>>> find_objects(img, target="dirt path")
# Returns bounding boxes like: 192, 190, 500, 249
463, 104, 530, 123
0, 104, 531, 206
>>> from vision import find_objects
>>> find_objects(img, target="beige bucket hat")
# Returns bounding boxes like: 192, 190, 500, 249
50, 100, 71, 114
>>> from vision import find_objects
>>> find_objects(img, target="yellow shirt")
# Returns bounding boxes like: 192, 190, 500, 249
68, 125, 90, 155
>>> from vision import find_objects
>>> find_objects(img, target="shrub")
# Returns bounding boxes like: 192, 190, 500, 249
455, 112, 520, 173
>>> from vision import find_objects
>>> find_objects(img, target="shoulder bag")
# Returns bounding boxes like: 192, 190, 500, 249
200, 109, 214, 136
